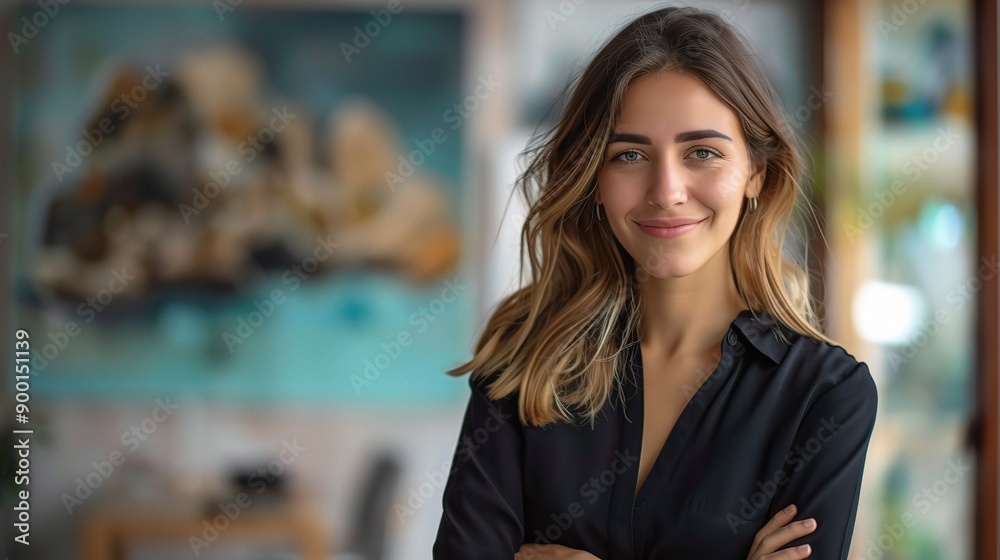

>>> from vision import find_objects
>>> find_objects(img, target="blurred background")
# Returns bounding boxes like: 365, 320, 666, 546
0, 0, 996, 559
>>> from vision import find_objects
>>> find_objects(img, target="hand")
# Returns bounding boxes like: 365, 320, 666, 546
746, 504, 817, 560
515, 543, 600, 560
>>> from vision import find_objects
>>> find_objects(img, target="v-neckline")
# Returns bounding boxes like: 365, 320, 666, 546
605, 310, 753, 559
629, 317, 745, 532
628, 311, 750, 500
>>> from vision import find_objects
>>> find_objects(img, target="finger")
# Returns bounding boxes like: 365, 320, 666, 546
516, 543, 561, 559
516, 551, 542, 560
748, 504, 798, 556
760, 544, 812, 560
515, 545, 540, 560
756, 519, 818, 557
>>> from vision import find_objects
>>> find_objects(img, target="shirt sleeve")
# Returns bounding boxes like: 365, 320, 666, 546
432, 372, 525, 559
767, 361, 879, 560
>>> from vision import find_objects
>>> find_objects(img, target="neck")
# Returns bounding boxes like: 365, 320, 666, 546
636, 245, 747, 360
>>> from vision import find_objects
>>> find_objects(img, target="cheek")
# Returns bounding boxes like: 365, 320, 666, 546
711, 166, 751, 203
694, 172, 745, 213
598, 170, 644, 208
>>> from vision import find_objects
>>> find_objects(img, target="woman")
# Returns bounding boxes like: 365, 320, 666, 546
434, 6, 877, 560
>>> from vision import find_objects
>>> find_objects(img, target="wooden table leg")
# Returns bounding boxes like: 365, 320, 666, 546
80, 517, 111, 560
299, 522, 327, 560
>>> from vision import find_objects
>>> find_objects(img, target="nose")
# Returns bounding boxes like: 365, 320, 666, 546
645, 157, 687, 209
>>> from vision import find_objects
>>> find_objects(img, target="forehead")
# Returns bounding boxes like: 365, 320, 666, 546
614, 70, 743, 140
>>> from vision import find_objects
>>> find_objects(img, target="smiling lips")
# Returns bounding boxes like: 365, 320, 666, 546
633, 217, 707, 239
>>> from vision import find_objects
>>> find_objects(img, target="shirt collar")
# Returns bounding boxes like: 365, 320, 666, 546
730, 308, 793, 365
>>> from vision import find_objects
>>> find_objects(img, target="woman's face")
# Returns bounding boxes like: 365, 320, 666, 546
597, 70, 763, 279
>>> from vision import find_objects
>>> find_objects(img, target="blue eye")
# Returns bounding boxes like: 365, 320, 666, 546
690, 148, 722, 160
610, 150, 645, 165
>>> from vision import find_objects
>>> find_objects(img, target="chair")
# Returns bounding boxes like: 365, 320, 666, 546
259, 450, 404, 560
338, 450, 404, 560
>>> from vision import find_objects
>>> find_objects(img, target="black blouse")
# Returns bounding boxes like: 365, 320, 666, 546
433, 309, 879, 560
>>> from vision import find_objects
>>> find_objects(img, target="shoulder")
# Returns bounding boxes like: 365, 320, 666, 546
752, 312, 878, 413
466, 369, 524, 417
468, 367, 510, 396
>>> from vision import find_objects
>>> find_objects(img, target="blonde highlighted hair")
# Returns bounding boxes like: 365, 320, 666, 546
447, 6, 835, 427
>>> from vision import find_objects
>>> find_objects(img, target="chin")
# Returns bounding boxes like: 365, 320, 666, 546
631, 253, 705, 280
640, 266, 701, 280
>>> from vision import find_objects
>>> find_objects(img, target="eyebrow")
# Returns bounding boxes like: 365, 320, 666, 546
607, 129, 733, 144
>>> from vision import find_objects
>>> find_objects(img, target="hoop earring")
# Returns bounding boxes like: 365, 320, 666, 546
747, 196, 758, 214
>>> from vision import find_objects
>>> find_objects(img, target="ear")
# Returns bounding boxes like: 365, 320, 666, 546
746, 160, 765, 198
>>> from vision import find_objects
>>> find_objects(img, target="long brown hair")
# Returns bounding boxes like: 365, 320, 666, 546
447, 6, 834, 427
